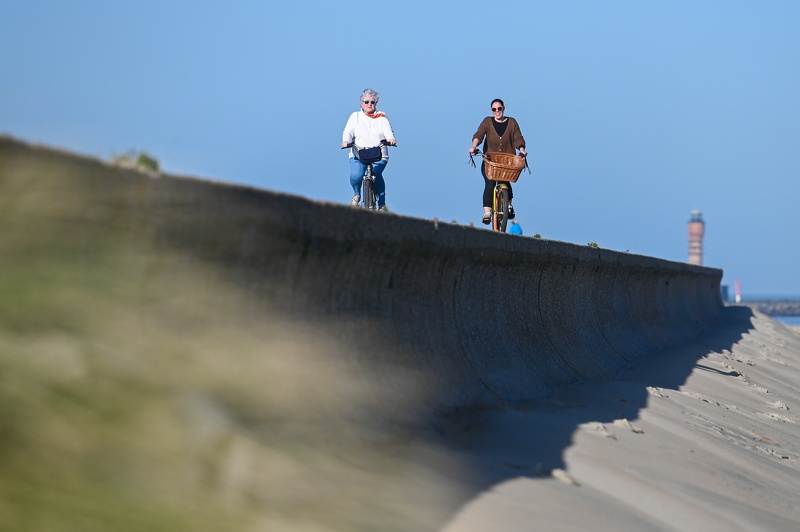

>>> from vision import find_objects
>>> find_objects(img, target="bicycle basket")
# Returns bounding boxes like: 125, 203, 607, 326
484, 152, 525, 182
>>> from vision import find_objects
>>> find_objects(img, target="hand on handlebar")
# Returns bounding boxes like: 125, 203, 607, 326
467, 149, 482, 168
342, 140, 396, 149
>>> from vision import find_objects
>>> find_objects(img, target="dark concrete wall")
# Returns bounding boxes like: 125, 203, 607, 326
0, 135, 723, 423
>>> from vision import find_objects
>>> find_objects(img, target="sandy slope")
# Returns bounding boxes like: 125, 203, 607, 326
441, 307, 800, 531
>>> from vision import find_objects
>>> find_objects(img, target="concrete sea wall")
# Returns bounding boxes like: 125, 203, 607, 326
0, 135, 724, 424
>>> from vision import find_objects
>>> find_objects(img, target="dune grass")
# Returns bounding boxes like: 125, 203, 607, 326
0, 148, 463, 531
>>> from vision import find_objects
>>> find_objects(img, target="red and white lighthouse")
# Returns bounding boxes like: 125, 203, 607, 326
688, 210, 704, 266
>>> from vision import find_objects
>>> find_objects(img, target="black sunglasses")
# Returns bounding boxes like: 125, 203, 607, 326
491, 106, 504, 112
363, 100, 377, 104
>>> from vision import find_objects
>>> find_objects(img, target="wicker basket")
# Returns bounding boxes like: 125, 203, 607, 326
483, 152, 525, 182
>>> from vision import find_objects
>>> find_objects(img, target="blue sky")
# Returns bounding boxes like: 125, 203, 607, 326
2, 1, 798, 297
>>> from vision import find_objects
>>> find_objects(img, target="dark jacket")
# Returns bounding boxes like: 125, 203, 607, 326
472, 117, 525, 154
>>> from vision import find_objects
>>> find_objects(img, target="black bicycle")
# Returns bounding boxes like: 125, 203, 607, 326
342, 140, 393, 210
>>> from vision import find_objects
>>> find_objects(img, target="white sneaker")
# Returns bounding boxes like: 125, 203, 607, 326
351, 195, 360, 205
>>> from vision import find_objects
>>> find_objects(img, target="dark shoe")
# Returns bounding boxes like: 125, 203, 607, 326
508, 205, 515, 220
482, 212, 491, 225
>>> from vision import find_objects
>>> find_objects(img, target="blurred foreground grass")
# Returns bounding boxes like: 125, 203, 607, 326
0, 143, 464, 531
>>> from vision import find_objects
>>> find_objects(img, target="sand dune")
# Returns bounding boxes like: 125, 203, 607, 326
443, 307, 800, 531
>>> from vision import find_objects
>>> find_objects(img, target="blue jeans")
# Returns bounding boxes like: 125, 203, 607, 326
349, 158, 388, 207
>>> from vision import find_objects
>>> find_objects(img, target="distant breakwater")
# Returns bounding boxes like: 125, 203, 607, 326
741, 300, 800, 316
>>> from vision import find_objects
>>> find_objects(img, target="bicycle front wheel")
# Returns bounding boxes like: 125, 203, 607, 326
493, 186, 509, 232
362, 177, 375, 209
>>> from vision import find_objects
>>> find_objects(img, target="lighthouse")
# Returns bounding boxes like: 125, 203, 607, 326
688, 210, 704, 265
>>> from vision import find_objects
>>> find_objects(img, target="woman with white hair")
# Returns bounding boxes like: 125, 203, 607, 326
341, 88, 397, 210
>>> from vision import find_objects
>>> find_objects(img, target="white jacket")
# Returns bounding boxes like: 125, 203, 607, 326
342, 110, 396, 160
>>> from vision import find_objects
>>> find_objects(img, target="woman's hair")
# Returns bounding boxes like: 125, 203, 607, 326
361, 88, 380, 103
491, 98, 505, 108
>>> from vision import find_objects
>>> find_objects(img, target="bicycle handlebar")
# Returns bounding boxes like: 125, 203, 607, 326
470, 148, 525, 157
468, 149, 484, 168
342, 140, 396, 149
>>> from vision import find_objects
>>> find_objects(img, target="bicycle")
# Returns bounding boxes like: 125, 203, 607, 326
342, 140, 394, 210
469, 149, 529, 232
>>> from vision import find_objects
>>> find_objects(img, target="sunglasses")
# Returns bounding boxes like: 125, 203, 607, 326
491, 107, 504, 112
363, 100, 377, 104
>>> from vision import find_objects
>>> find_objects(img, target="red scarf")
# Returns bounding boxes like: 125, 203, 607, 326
364, 111, 386, 119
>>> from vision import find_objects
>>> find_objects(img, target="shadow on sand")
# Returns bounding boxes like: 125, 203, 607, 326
434, 305, 756, 492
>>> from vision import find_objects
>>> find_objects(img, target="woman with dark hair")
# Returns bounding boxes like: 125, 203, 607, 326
469, 98, 527, 224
